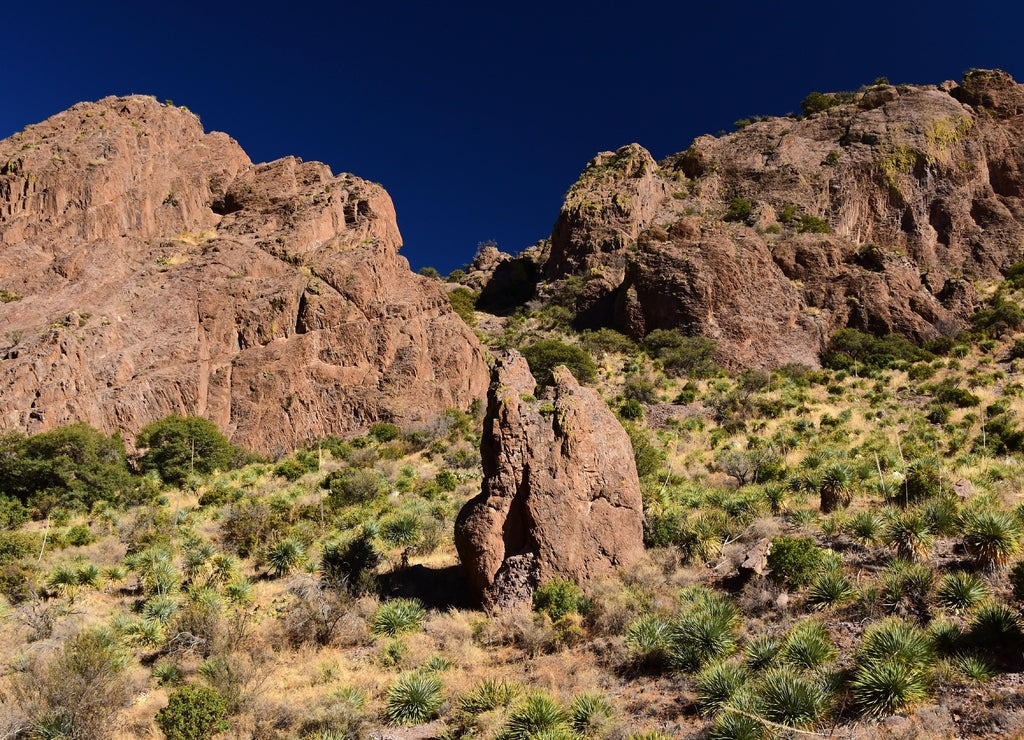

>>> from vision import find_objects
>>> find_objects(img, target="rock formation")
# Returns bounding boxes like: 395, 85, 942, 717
454, 351, 644, 611
0, 96, 489, 455
543, 69, 1024, 369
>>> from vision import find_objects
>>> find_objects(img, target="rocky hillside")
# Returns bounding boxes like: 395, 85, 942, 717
0, 96, 488, 455
544, 69, 1024, 369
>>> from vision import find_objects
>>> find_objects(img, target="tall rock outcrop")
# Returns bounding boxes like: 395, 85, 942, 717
455, 351, 644, 611
0, 96, 489, 455
545, 69, 1024, 369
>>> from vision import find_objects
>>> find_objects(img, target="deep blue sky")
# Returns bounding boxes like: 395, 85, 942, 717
3, 1, 1022, 274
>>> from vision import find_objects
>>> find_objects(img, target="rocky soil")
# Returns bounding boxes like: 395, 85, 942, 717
0, 96, 488, 455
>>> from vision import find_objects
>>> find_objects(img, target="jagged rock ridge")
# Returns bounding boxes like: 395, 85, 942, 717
455, 351, 645, 611
544, 69, 1024, 368
0, 95, 489, 455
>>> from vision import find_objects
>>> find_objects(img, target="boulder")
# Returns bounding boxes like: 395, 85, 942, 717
454, 351, 644, 611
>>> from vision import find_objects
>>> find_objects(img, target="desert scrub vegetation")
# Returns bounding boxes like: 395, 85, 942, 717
9, 277, 1024, 737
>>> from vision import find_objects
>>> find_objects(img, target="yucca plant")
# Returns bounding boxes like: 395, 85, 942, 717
927, 619, 965, 656
569, 692, 614, 737
967, 601, 1023, 653
851, 658, 930, 717
458, 678, 522, 715
780, 621, 837, 671
224, 577, 253, 605
962, 509, 1023, 569
757, 666, 829, 728
936, 571, 988, 613
819, 463, 853, 513
624, 613, 671, 670
806, 570, 854, 610
695, 661, 749, 717
743, 635, 782, 672
499, 691, 571, 740
47, 564, 81, 602
384, 672, 444, 725
857, 618, 934, 670
668, 595, 741, 673
884, 512, 934, 562
709, 707, 765, 740
847, 510, 884, 546
265, 537, 306, 578
372, 599, 426, 637
143, 594, 180, 623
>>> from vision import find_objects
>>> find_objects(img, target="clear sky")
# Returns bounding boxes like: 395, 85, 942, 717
3, 0, 1022, 274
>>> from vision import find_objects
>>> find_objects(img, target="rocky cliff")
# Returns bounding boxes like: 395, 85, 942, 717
455, 351, 645, 611
544, 69, 1024, 368
0, 96, 489, 455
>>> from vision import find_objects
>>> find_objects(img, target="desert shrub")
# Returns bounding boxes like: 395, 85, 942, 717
273, 458, 307, 482
823, 329, 932, 371
533, 578, 589, 621
156, 684, 230, 740
796, 214, 830, 234
766, 536, 824, 588
321, 468, 386, 506
384, 672, 445, 725
802, 91, 843, 115
723, 197, 754, 224
521, 339, 597, 386
625, 614, 672, 671
321, 533, 382, 594
623, 422, 664, 480
370, 422, 402, 443
580, 328, 638, 356
435, 470, 458, 491
13, 627, 132, 739
0, 423, 138, 509
0, 530, 42, 565
642, 330, 719, 378
448, 287, 479, 327
264, 537, 306, 578
137, 415, 249, 486
970, 295, 1024, 336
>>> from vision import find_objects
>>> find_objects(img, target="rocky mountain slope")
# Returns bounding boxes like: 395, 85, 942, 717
543, 69, 1024, 368
0, 96, 488, 455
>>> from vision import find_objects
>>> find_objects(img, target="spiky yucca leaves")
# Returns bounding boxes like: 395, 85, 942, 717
806, 570, 854, 610
847, 510, 885, 546
384, 672, 444, 725
884, 512, 934, 562
458, 678, 523, 715
678, 511, 728, 564
624, 614, 671, 671
695, 661, 750, 717
779, 621, 837, 671
951, 653, 997, 682
265, 537, 306, 578
936, 571, 989, 613
569, 692, 614, 738
927, 619, 965, 656
709, 708, 765, 740
852, 618, 933, 717
372, 599, 426, 637
743, 635, 782, 672
499, 691, 571, 740
668, 594, 741, 673
819, 463, 854, 513
962, 509, 1023, 569
757, 666, 831, 729
967, 601, 1023, 655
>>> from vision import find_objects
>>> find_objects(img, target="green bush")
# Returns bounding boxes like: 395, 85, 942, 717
723, 197, 753, 224
797, 214, 831, 234
321, 468, 386, 506
136, 415, 249, 486
766, 536, 824, 588
521, 339, 597, 386
667, 592, 741, 673
823, 329, 933, 371
448, 287, 479, 327
321, 534, 382, 594
155, 684, 230, 739
372, 599, 426, 636
533, 578, 588, 621
434, 470, 458, 492
642, 330, 719, 378
0, 423, 138, 509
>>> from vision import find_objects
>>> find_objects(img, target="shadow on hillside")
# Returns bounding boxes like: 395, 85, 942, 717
379, 563, 475, 610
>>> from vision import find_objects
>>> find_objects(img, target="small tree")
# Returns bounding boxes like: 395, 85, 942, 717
156, 684, 230, 740
521, 339, 597, 387
136, 415, 245, 486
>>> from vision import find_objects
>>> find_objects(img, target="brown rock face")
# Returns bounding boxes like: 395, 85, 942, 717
545, 70, 1024, 369
0, 96, 489, 455
454, 351, 645, 611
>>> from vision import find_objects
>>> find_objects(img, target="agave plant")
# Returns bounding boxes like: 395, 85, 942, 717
962, 509, 1023, 569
